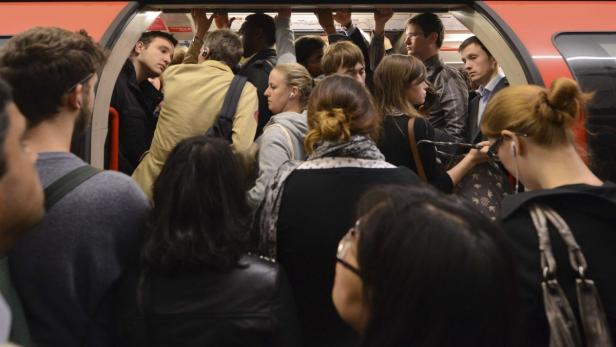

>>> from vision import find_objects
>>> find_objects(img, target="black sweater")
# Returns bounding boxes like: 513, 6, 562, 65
276, 166, 421, 347
378, 115, 453, 193
500, 183, 616, 346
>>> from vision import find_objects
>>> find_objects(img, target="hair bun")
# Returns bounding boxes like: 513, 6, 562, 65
534, 78, 586, 126
315, 108, 351, 142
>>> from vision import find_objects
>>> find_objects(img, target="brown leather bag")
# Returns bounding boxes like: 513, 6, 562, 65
529, 204, 614, 347
406, 117, 427, 182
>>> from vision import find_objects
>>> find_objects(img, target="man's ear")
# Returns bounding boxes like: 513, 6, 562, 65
66, 85, 83, 111
489, 56, 498, 70
427, 32, 438, 45
134, 41, 145, 56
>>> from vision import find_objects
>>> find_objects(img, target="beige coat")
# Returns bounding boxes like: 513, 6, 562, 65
132, 60, 258, 199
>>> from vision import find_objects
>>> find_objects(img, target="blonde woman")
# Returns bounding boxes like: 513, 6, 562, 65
247, 63, 313, 209
481, 78, 616, 345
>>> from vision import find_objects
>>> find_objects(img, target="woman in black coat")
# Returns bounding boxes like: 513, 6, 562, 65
481, 78, 616, 346
114, 136, 300, 347
373, 54, 488, 193
258, 75, 422, 347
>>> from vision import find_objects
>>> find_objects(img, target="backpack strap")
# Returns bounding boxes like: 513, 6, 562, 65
407, 117, 427, 182
206, 74, 248, 141
44, 165, 101, 211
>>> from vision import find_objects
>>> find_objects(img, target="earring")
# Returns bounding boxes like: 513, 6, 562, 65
288, 93, 293, 99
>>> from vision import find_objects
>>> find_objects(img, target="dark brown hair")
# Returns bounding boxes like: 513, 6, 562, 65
406, 13, 445, 48
373, 54, 426, 117
304, 74, 378, 153
0, 27, 107, 127
458, 35, 492, 57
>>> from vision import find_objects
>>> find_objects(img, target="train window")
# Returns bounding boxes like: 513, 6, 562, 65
554, 33, 616, 181
0, 36, 11, 47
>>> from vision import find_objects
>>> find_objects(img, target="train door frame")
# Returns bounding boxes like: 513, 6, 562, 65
88, 2, 540, 169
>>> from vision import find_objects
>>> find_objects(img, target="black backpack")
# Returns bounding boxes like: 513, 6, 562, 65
205, 74, 248, 141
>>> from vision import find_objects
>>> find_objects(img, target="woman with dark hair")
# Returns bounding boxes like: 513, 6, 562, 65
258, 74, 421, 347
115, 136, 300, 347
333, 185, 523, 347
481, 78, 616, 346
373, 54, 488, 193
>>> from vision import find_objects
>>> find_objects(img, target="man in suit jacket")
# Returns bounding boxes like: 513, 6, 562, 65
460, 36, 509, 144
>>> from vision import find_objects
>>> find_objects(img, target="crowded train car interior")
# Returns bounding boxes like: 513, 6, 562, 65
1, 2, 616, 347
1, 1, 615, 183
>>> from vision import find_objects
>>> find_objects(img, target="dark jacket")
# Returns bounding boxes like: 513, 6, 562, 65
114, 255, 301, 347
466, 76, 509, 144
378, 115, 453, 193
239, 49, 277, 138
278, 166, 421, 347
500, 183, 616, 346
423, 54, 469, 143
111, 60, 163, 175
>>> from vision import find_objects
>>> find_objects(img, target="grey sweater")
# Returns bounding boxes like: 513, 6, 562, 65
9, 152, 148, 347
248, 111, 308, 209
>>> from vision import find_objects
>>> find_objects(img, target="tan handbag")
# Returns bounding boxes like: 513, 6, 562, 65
406, 117, 427, 182
529, 204, 614, 347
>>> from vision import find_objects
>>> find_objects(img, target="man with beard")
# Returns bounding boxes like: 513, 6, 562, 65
0, 76, 44, 346
0, 27, 148, 347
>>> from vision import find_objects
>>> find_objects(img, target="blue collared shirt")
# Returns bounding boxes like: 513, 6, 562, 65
477, 73, 505, 125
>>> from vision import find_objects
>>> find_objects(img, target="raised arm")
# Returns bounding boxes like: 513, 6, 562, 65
185, 9, 215, 64
275, 9, 296, 65
369, 8, 393, 72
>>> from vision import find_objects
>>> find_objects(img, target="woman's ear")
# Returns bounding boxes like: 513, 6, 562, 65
501, 130, 524, 157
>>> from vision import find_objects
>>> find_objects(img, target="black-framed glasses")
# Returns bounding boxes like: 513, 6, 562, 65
336, 220, 360, 276
66, 72, 94, 93
486, 133, 529, 163
487, 137, 504, 163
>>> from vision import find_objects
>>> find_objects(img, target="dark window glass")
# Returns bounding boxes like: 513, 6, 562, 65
554, 33, 616, 181
0, 37, 10, 48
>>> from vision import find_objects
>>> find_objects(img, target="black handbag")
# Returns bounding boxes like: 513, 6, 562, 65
529, 204, 614, 347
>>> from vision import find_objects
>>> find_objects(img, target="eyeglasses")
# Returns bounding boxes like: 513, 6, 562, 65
487, 137, 504, 163
486, 133, 529, 162
66, 72, 94, 93
336, 219, 360, 276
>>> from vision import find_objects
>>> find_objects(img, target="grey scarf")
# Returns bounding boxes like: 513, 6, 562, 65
257, 135, 385, 258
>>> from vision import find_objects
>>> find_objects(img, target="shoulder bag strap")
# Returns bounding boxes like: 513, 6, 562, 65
406, 117, 427, 182
206, 74, 248, 141
44, 165, 101, 211
269, 123, 295, 159
529, 204, 614, 347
